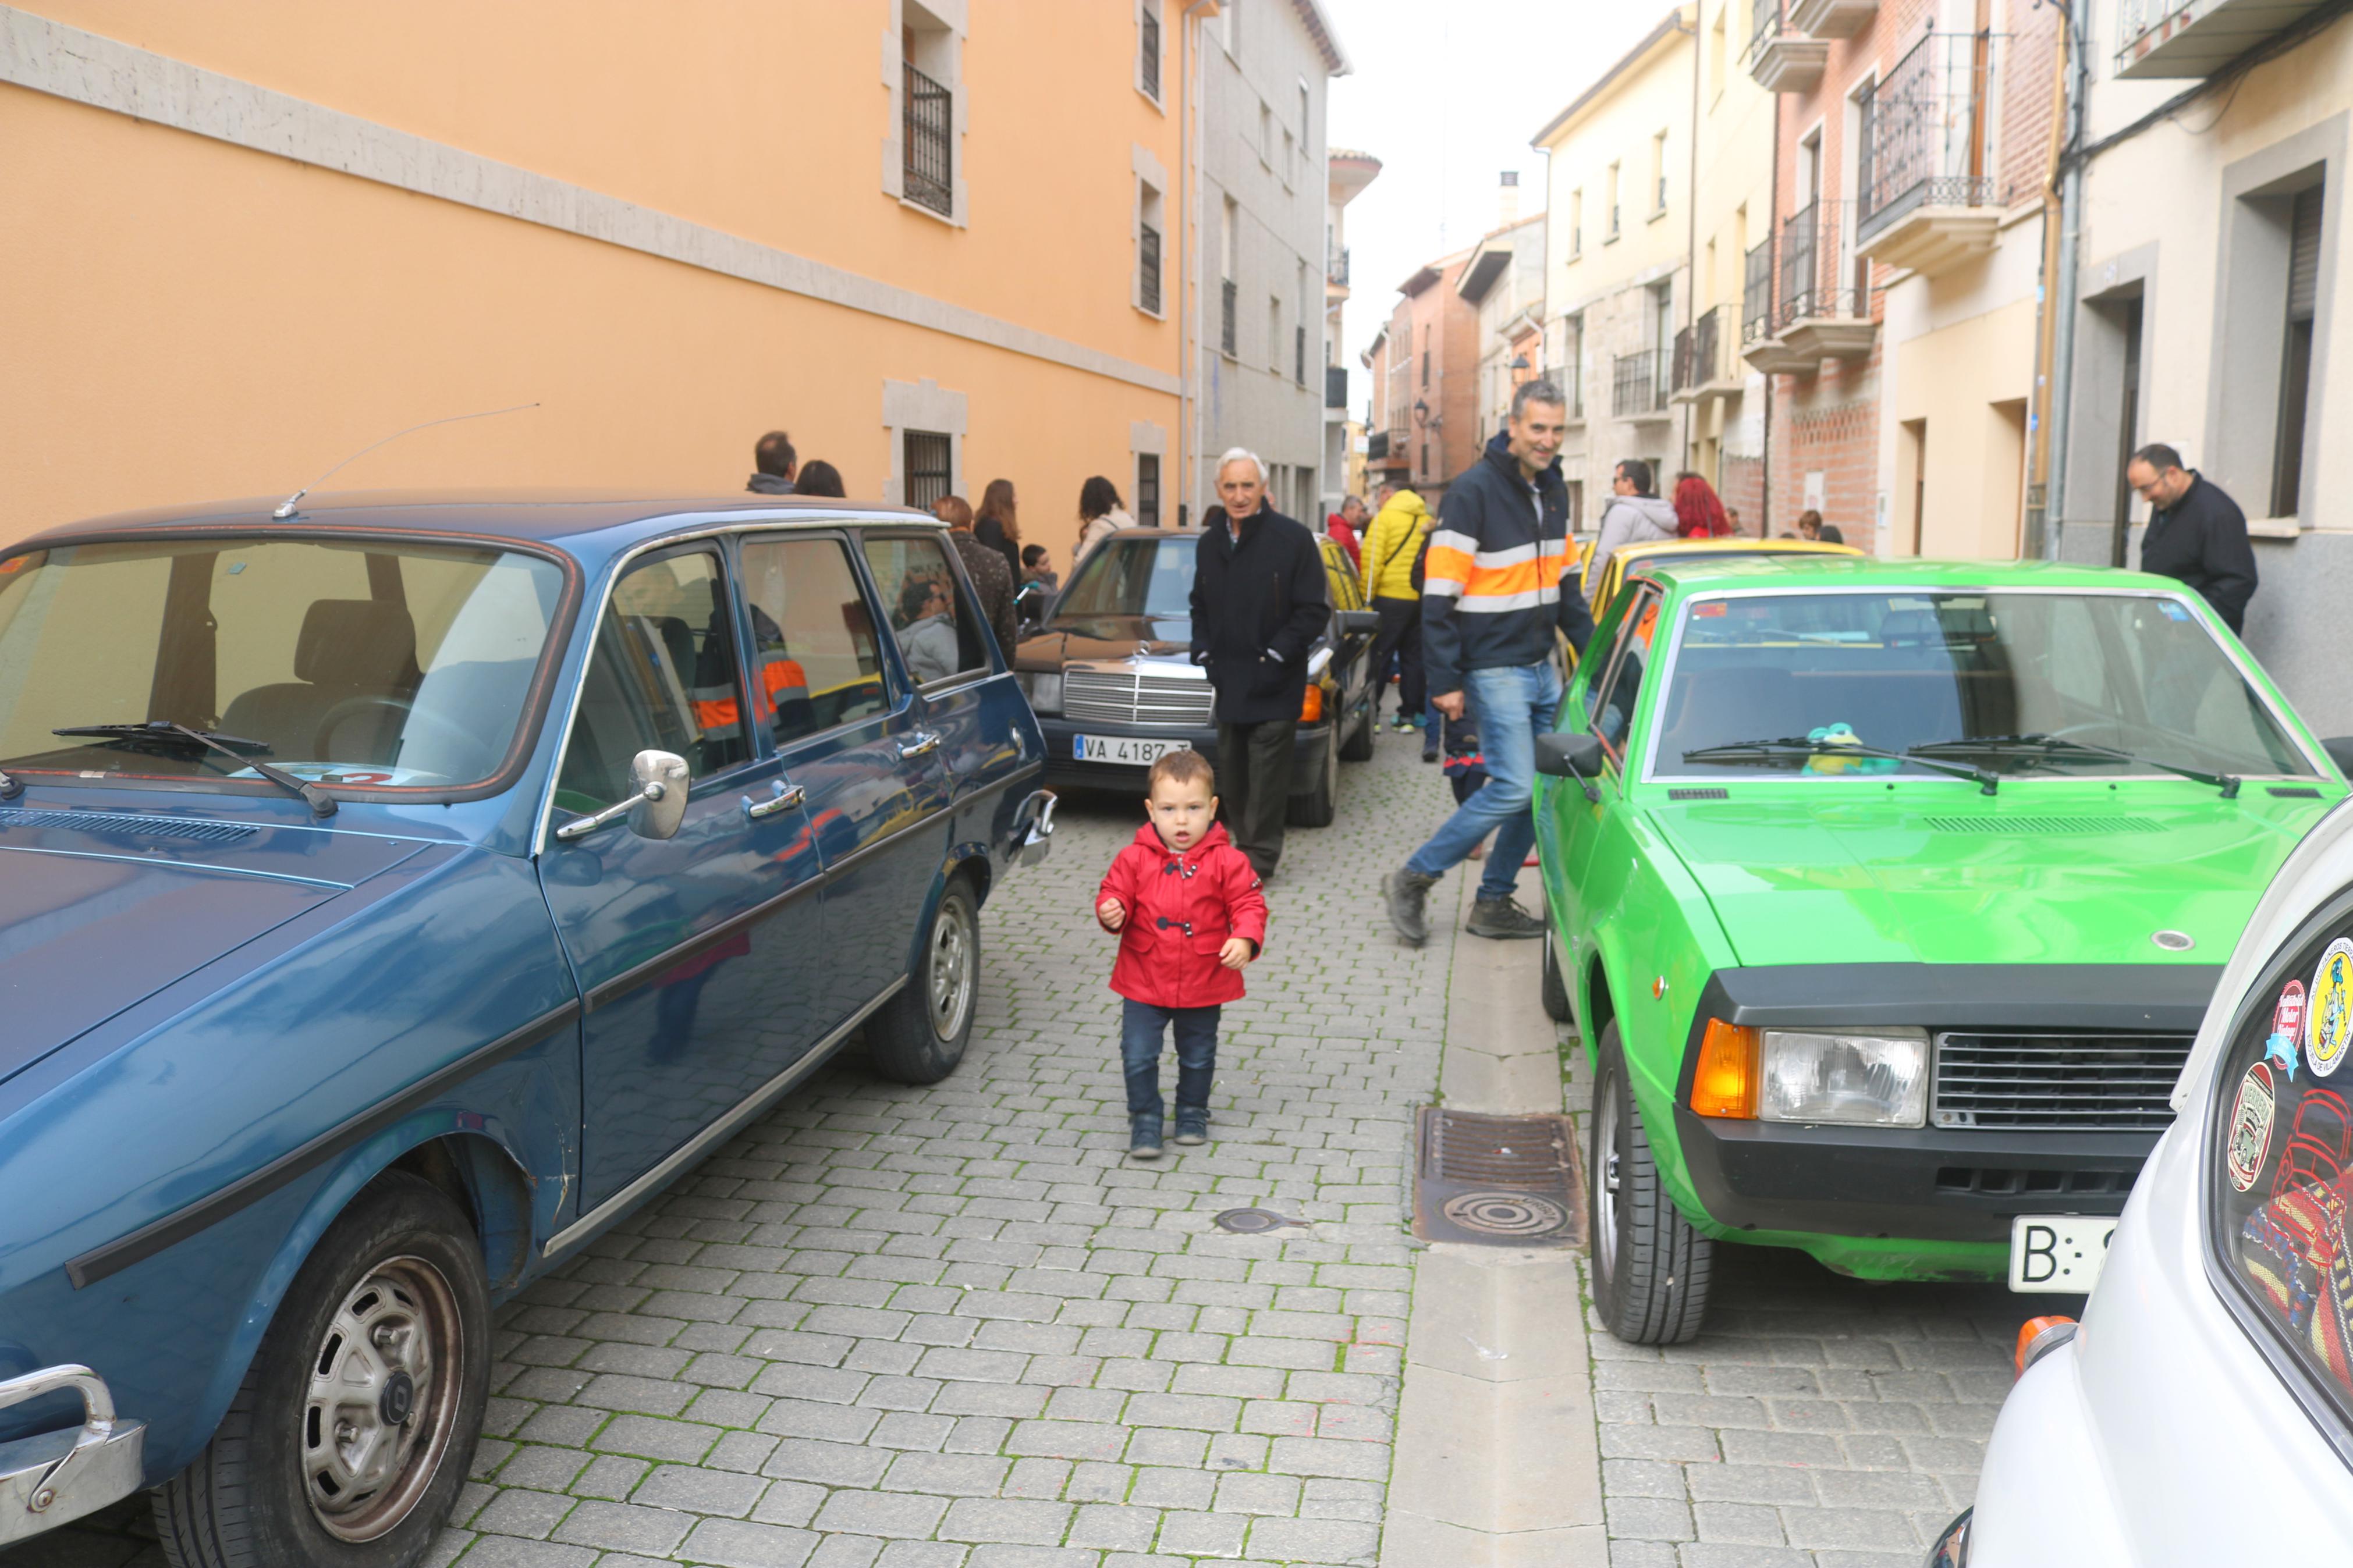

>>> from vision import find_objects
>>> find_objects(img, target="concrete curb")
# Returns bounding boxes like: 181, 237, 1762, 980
1380, 865, 1608, 1566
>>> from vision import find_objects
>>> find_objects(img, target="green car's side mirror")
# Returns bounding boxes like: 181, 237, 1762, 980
1535, 731, 1604, 802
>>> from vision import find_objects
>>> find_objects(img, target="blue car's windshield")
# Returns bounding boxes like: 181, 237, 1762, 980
1652, 589, 2316, 781
1053, 535, 1196, 628
0, 537, 567, 792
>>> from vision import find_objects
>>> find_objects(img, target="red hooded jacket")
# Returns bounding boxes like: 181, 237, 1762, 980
1096, 822, 1269, 1009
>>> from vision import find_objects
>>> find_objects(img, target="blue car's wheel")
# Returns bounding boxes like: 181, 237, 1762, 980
868, 872, 979, 1085
155, 1173, 488, 1568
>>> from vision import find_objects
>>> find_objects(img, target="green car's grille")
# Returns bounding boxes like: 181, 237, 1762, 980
1932, 1031, 2192, 1130
1918, 816, 2164, 835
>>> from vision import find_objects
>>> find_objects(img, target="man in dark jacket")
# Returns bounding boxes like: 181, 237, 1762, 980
1388, 381, 1591, 945
1190, 449, 1330, 879
747, 430, 797, 495
2127, 443, 2258, 634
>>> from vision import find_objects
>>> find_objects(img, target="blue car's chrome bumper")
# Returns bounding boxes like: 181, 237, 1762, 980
0, 1366, 145, 1545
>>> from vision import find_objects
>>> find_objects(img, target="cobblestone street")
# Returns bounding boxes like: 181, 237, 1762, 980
16, 735, 2074, 1568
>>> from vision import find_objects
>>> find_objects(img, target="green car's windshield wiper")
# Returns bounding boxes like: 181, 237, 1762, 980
1681, 736, 1998, 795
1907, 733, 2241, 798
53, 720, 338, 817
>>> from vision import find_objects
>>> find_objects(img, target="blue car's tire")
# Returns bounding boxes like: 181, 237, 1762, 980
155, 1172, 489, 1568
1589, 1024, 1714, 1345
868, 873, 979, 1085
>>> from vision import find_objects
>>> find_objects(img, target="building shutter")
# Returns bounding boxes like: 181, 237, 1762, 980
2288, 185, 2323, 323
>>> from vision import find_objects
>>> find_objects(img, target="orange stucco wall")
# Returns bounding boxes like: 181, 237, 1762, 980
1, 2, 1186, 552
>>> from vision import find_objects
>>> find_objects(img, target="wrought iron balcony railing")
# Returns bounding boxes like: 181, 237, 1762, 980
1674, 305, 1732, 393
1858, 31, 2001, 243
1328, 247, 1350, 287
1742, 239, 1776, 343
1779, 201, 1867, 323
1326, 365, 1348, 410
903, 63, 953, 216
1612, 349, 1669, 418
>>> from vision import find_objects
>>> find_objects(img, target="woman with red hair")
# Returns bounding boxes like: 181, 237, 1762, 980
1673, 472, 1734, 538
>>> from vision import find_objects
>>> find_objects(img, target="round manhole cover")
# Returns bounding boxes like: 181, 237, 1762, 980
1440, 1191, 1570, 1238
1212, 1207, 1305, 1235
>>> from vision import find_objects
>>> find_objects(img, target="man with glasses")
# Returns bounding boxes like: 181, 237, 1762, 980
2125, 443, 2258, 635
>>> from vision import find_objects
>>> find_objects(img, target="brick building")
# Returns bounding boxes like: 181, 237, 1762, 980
1362, 248, 1480, 506
1742, 0, 2060, 550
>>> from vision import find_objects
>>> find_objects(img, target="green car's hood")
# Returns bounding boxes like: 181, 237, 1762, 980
1651, 787, 2334, 968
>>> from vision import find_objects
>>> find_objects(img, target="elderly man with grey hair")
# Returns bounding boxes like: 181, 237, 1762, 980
1188, 447, 1331, 879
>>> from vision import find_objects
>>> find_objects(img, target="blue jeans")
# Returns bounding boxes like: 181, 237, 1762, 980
1406, 662, 1561, 902
1120, 999, 1220, 1122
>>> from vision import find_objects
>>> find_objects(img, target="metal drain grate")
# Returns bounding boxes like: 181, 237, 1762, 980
1412, 1108, 1584, 1247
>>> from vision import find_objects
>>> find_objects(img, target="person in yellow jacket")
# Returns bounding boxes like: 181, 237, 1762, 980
1358, 483, 1438, 751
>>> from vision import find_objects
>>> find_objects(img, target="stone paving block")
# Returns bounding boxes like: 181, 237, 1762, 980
473, 1488, 576, 1540
1778, 1505, 1921, 1551
810, 1490, 952, 1540
880, 1451, 1013, 1496
450, 1538, 599, 1568
550, 1500, 694, 1555
675, 1517, 821, 1568
762, 1437, 895, 1488
938, 1498, 1075, 1545
631, 1462, 769, 1517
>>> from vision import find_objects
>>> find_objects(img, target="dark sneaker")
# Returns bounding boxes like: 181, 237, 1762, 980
1173, 1110, 1209, 1146
1129, 1116, 1164, 1159
1421, 741, 1439, 763
1467, 895, 1546, 940
1390, 714, 1412, 733
1387, 868, 1438, 947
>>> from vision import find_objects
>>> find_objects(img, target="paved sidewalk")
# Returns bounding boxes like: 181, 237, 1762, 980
15, 733, 1455, 1568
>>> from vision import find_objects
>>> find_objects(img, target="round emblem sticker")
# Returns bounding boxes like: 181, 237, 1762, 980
2309, 941, 2353, 1080
2227, 1060, 2279, 1193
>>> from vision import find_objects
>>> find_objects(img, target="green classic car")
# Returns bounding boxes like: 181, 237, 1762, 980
1532, 556, 2347, 1343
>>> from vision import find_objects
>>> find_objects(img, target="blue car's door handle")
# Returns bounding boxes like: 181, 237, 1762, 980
898, 731, 942, 759
743, 783, 806, 820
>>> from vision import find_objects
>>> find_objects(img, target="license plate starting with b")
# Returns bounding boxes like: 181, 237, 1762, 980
2008, 1215, 2118, 1293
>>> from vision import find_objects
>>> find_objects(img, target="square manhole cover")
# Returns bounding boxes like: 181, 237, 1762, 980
1411, 1107, 1585, 1247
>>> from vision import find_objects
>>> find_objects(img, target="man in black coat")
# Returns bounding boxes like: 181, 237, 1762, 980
1190, 449, 1331, 878
2127, 443, 2258, 634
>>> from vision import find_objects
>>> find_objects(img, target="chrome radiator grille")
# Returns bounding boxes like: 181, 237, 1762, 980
1931, 1032, 2193, 1130
1062, 669, 1214, 727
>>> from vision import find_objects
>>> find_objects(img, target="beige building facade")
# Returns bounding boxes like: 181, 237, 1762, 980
0, 2, 1206, 557
1535, 8, 1696, 526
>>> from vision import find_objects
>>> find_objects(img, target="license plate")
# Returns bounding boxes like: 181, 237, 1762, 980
1074, 734, 1191, 766
2008, 1215, 2118, 1293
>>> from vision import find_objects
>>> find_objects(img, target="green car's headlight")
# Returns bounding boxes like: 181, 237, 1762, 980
1018, 671, 1063, 714
1759, 1029, 1929, 1126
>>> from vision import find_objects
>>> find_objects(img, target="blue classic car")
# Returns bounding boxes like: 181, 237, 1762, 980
0, 492, 1052, 1565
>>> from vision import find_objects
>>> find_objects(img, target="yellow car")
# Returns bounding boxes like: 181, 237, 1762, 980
1578, 535, 1864, 617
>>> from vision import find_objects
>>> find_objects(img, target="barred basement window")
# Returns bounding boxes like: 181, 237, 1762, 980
903, 429, 952, 511
903, 63, 953, 216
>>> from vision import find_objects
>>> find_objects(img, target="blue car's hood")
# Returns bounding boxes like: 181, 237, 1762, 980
0, 812, 427, 1084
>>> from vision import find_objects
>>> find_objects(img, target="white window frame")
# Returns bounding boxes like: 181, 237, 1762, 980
1135, 0, 1165, 109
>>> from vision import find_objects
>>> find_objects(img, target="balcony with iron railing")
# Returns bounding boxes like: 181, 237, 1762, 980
2116, 0, 2333, 77
1855, 31, 2004, 276
1671, 305, 1742, 405
1326, 365, 1349, 411
1741, 204, 1873, 375
903, 63, 953, 216
1328, 247, 1350, 287
1745, 0, 1827, 90
1790, 0, 1878, 38
1742, 239, 1776, 347
1612, 349, 1670, 420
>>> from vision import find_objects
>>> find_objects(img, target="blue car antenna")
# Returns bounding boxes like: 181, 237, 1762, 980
271, 402, 541, 518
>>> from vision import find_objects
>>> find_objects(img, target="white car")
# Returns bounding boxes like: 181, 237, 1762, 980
1943, 798, 2353, 1565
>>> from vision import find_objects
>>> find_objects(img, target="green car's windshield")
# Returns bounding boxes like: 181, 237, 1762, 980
1653, 589, 2316, 781
1052, 536, 1197, 633
0, 537, 567, 791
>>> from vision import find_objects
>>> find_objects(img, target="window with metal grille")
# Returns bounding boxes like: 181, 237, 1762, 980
1220, 278, 1238, 355
1137, 453, 1160, 526
1140, 221, 1162, 315
1139, 4, 1161, 99
903, 62, 953, 216
903, 430, 952, 511
1296, 325, 1307, 385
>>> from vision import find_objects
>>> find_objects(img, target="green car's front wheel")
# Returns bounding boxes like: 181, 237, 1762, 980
1589, 1023, 1714, 1345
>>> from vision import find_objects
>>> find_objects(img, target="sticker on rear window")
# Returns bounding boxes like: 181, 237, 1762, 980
2269, 981, 2309, 1081
2160, 600, 2191, 621
2228, 1060, 2280, 1193
2311, 940, 2353, 1080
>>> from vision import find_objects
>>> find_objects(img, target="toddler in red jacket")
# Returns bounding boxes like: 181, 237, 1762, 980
1096, 749, 1268, 1158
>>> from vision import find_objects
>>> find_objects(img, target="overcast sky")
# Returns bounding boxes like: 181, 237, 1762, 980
1325, 0, 1678, 405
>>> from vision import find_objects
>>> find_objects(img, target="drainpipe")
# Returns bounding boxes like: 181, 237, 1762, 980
2040, 0, 2090, 560
1760, 68, 1780, 536
1183, 2, 1218, 526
